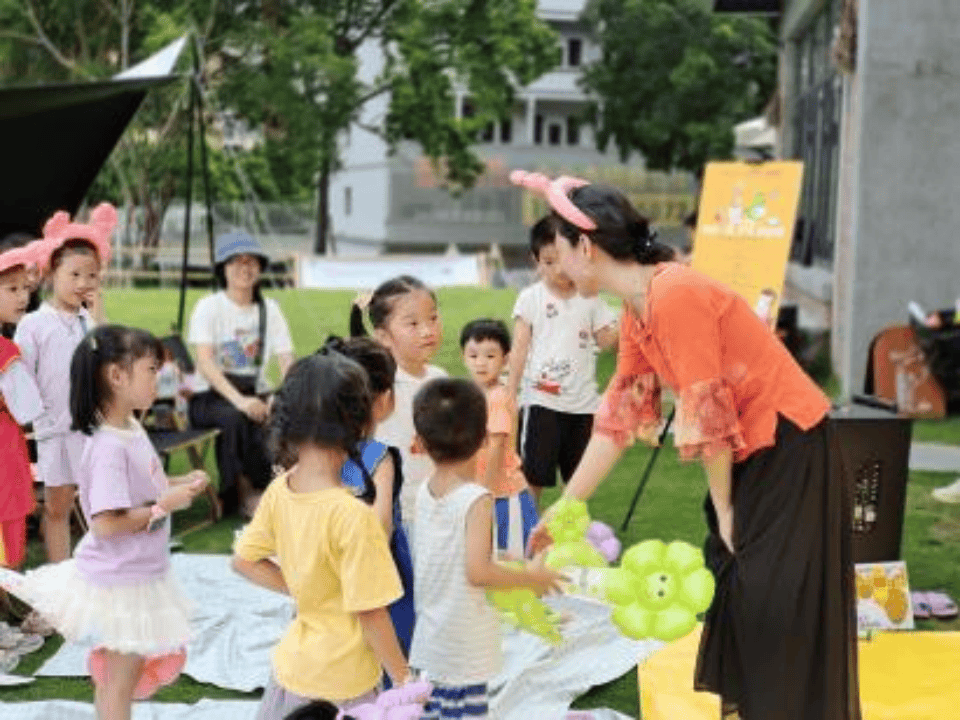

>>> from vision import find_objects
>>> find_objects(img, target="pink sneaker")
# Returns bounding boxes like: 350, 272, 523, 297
88, 646, 186, 699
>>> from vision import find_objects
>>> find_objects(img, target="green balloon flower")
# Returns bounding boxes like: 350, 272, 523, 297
543, 497, 608, 570
604, 539, 715, 642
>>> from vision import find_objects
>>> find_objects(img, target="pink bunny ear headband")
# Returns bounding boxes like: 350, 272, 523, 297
36, 202, 117, 271
509, 170, 597, 231
0, 239, 48, 275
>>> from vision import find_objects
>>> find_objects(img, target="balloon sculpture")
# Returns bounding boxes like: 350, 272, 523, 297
487, 563, 564, 645
543, 497, 609, 570
542, 498, 715, 644
341, 681, 433, 720
604, 539, 715, 642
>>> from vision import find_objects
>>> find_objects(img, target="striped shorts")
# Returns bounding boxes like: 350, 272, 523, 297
420, 682, 489, 719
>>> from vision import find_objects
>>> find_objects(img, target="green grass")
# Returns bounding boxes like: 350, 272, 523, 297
5, 287, 960, 717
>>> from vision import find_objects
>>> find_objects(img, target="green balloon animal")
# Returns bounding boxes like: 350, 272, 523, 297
486, 498, 715, 646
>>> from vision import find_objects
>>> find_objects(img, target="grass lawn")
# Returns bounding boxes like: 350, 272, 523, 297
4, 286, 960, 717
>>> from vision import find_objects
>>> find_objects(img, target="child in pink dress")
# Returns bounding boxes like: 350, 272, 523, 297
2, 324, 209, 719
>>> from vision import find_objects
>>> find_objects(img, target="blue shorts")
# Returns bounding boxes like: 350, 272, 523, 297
494, 489, 539, 556
421, 682, 488, 719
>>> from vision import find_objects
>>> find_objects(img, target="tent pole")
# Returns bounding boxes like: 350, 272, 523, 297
192, 37, 216, 283
175, 59, 196, 334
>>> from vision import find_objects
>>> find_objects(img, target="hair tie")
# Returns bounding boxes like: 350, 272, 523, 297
633, 229, 657, 257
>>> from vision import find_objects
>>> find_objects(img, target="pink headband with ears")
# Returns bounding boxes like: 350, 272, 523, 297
36, 202, 117, 272
0, 239, 48, 274
509, 170, 597, 231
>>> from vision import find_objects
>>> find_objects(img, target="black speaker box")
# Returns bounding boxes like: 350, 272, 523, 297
830, 401, 912, 564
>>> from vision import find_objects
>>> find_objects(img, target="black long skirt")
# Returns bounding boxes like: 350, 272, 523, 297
694, 415, 861, 720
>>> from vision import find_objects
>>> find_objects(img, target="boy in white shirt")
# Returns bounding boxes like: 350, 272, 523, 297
408, 378, 563, 720
507, 216, 619, 508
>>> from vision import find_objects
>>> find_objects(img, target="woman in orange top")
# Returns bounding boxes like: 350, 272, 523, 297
515, 171, 859, 720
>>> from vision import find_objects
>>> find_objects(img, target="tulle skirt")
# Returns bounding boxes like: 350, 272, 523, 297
14, 560, 193, 656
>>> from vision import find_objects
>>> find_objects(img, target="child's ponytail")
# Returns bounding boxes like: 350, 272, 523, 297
70, 332, 102, 435
349, 301, 368, 338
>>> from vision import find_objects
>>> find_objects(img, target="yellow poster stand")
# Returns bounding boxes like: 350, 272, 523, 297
691, 161, 804, 329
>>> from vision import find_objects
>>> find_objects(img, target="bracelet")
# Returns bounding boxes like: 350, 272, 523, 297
146, 504, 168, 531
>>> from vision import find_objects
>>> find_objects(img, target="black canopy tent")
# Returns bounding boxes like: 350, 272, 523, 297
0, 44, 215, 332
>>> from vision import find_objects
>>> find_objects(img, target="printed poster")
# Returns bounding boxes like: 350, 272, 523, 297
692, 161, 804, 328
855, 561, 915, 632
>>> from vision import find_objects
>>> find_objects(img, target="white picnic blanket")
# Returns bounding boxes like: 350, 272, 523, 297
35, 554, 662, 719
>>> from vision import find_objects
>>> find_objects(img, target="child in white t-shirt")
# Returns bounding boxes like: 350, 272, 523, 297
506, 216, 619, 508
408, 378, 562, 720
350, 276, 446, 537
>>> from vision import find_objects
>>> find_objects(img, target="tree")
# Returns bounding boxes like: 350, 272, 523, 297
580, 0, 777, 172
216, 0, 560, 252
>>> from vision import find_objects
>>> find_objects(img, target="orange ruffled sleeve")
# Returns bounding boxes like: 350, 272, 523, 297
653, 284, 747, 462
594, 311, 662, 448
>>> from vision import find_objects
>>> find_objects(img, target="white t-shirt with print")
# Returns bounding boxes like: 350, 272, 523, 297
187, 291, 293, 393
513, 281, 618, 414
375, 363, 447, 530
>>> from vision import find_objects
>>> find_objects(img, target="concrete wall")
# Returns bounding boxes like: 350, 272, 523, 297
834, 0, 960, 394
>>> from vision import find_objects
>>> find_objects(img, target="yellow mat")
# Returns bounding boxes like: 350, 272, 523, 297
639, 626, 960, 719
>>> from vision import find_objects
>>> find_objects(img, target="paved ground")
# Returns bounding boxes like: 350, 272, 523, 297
910, 442, 960, 474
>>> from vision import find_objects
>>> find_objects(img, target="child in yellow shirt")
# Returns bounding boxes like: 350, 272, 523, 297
232, 353, 411, 719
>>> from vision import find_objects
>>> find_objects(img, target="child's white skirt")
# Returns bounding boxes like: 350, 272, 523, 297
13, 559, 192, 655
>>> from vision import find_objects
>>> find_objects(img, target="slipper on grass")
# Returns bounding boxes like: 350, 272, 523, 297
926, 591, 959, 620
910, 591, 932, 620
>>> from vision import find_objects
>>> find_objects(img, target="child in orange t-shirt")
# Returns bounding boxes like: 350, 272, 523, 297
460, 319, 538, 558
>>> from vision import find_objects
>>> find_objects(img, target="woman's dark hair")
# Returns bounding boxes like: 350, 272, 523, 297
413, 378, 487, 463
50, 238, 101, 273
283, 700, 353, 720
552, 185, 675, 265
320, 335, 396, 395
529, 215, 559, 259
269, 351, 376, 500
214, 257, 265, 304
70, 325, 164, 435
349, 275, 435, 337
460, 318, 511, 354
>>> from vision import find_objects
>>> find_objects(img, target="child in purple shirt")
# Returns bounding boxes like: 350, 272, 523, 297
14, 203, 115, 564
6, 325, 210, 714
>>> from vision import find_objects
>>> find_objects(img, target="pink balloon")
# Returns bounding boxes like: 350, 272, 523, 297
599, 537, 622, 564
587, 521, 615, 544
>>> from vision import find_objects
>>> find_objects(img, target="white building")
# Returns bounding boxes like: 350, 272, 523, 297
330, 0, 694, 258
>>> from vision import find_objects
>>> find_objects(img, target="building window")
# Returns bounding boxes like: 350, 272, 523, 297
462, 99, 475, 118
790, 3, 842, 266
481, 122, 495, 142
344, 187, 352, 216
567, 38, 582, 67
500, 119, 512, 144
534, 114, 544, 144
566, 116, 580, 146
548, 123, 562, 146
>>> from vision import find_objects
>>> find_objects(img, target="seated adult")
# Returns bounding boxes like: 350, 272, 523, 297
188, 232, 294, 517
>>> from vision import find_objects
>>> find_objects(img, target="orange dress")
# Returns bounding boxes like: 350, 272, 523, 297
594, 262, 830, 463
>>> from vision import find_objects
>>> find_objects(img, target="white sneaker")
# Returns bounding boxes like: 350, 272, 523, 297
932, 477, 960, 503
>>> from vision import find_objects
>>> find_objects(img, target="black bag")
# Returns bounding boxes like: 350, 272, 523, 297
912, 311, 960, 401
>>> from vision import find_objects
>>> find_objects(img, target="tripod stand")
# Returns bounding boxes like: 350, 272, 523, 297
619, 407, 676, 532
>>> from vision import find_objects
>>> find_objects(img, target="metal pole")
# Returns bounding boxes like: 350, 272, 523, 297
192, 37, 216, 282
620, 408, 676, 532
175, 59, 195, 334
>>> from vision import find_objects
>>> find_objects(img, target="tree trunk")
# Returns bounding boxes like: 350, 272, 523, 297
314, 157, 334, 255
